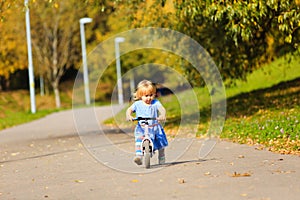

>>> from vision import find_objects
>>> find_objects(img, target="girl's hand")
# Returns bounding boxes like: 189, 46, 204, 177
157, 105, 166, 122
126, 107, 134, 121
157, 115, 166, 122
126, 115, 134, 121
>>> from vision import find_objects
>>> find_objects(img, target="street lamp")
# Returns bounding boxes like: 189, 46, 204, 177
79, 17, 92, 105
24, 0, 36, 113
114, 37, 125, 105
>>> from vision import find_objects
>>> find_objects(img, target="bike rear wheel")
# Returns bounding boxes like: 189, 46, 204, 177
143, 140, 151, 169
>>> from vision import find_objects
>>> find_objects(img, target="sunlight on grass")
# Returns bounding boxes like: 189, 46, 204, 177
0, 90, 68, 130
226, 53, 300, 97
222, 53, 300, 155
222, 108, 300, 154
0, 110, 56, 130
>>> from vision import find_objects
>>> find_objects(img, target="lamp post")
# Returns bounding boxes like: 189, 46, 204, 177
24, 0, 36, 113
79, 17, 92, 105
114, 37, 125, 105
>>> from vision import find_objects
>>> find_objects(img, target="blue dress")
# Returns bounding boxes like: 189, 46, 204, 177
131, 99, 168, 156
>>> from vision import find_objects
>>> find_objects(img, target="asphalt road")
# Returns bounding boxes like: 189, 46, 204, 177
0, 106, 299, 200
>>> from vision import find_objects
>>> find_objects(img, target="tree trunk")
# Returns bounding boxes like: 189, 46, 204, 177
52, 80, 61, 108
0, 76, 9, 91
0, 76, 4, 91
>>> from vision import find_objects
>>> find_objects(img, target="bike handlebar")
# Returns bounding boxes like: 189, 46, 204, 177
133, 117, 157, 121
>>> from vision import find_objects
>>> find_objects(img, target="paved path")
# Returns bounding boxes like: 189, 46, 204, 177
0, 106, 299, 200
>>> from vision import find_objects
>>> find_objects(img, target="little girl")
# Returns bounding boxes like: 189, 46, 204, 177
126, 80, 168, 165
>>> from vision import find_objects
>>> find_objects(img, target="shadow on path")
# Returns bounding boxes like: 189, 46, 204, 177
150, 158, 216, 169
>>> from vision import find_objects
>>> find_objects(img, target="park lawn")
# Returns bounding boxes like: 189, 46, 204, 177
220, 53, 300, 155
0, 90, 66, 130
222, 78, 300, 155
206, 54, 299, 155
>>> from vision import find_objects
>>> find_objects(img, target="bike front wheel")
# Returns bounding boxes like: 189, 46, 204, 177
143, 140, 151, 169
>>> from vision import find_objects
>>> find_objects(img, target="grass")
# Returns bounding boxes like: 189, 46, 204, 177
0, 109, 56, 129
223, 78, 300, 154
220, 53, 300, 155
0, 88, 69, 130
0, 80, 110, 130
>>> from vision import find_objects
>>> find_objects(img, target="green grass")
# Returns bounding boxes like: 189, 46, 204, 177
0, 109, 57, 130
220, 53, 300, 154
0, 90, 67, 130
222, 78, 300, 154
226, 53, 300, 96
223, 108, 299, 153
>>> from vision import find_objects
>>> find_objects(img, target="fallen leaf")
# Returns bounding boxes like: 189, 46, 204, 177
178, 178, 185, 184
204, 172, 211, 176
131, 179, 139, 183
74, 180, 84, 183
230, 172, 251, 177
11, 152, 20, 156
255, 146, 264, 150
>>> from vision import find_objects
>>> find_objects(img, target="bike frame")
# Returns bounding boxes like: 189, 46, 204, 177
133, 117, 157, 168
140, 120, 154, 157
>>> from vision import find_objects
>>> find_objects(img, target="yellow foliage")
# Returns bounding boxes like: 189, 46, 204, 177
127, 0, 175, 28
0, 1, 27, 79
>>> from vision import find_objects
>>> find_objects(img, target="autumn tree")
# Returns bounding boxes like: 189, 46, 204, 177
27, 0, 90, 108
115, 0, 300, 82
174, 0, 300, 80
0, 1, 27, 90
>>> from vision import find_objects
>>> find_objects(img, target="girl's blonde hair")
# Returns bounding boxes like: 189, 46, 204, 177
134, 80, 156, 100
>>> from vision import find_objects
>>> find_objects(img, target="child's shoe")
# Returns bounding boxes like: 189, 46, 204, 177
133, 156, 143, 165
158, 149, 165, 165
158, 156, 165, 165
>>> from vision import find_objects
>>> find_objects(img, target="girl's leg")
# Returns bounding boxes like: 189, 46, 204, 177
135, 134, 143, 156
134, 132, 144, 165
158, 148, 165, 165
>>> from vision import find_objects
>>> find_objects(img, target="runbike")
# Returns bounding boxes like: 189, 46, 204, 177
133, 117, 157, 169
